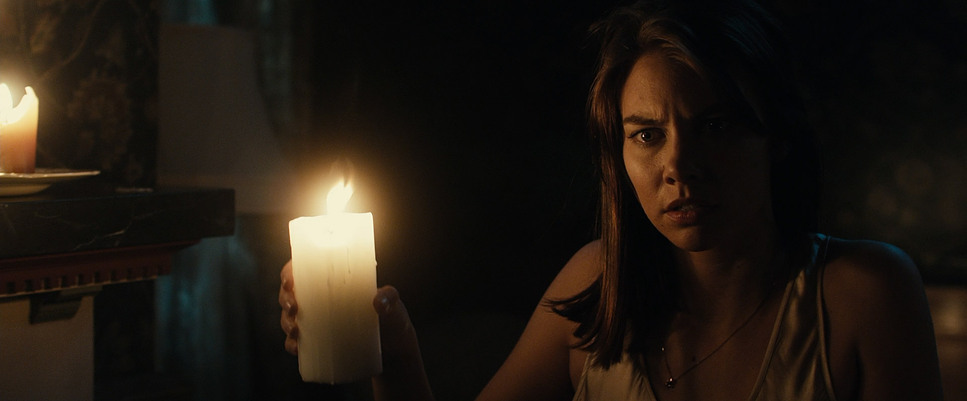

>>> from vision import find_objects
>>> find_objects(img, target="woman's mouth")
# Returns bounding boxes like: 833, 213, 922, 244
664, 200, 713, 225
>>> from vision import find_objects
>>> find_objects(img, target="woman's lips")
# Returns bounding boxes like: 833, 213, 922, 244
664, 200, 714, 225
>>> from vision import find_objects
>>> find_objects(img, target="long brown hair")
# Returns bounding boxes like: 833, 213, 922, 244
548, 0, 821, 371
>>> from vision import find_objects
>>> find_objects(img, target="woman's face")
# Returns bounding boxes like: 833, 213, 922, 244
620, 52, 775, 253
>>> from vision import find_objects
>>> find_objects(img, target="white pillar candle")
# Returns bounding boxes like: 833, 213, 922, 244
288, 181, 381, 383
0, 84, 38, 174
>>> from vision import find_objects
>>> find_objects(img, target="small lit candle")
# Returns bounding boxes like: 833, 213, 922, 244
288, 180, 381, 383
0, 84, 39, 174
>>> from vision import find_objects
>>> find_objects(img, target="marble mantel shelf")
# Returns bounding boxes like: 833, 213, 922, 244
0, 183, 234, 297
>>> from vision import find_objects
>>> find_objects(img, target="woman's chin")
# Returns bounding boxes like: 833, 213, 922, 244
661, 227, 718, 253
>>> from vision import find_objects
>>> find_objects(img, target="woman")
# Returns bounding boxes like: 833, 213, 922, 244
280, 0, 944, 399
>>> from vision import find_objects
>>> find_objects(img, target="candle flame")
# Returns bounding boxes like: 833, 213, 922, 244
0, 85, 11, 112
327, 181, 353, 214
0, 85, 37, 125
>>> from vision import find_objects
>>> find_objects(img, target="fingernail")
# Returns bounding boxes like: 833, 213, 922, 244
378, 296, 392, 313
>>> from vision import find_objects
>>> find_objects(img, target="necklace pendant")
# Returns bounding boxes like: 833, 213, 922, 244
665, 377, 676, 389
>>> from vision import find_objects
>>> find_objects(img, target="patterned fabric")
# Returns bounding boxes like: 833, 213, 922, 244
0, 0, 159, 187
573, 234, 835, 401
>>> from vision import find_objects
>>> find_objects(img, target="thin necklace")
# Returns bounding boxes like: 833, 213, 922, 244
660, 288, 774, 389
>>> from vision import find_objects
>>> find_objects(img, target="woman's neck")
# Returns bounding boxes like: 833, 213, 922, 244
671, 236, 786, 325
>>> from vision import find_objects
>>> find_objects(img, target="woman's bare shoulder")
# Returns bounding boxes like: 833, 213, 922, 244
822, 237, 922, 299
821, 237, 942, 400
544, 240, 604, 300
822, 237, 926, 329
476, 241, 602, 401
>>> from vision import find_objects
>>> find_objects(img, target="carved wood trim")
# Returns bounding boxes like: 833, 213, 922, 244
0, 241, 198, 297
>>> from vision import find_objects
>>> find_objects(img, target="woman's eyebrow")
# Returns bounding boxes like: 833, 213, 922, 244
622, 102, 731, 126
622, 114, 662, 125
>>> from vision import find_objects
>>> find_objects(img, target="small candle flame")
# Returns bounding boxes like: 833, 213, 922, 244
0, 85, 37, 124
326, 181, 353, 214
0, 85, 11, 112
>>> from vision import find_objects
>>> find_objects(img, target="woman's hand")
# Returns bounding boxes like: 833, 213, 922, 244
279, 260, 300, 355
278, 260, 422, 358
278, 261, 434, 401
370, 285, 435, 401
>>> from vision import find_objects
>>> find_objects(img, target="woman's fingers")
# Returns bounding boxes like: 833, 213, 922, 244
280, 260, 300, 355
280, 260, 294, 290
279, 263, 298, 316
282, 269, 413, 359
279, 290, 298, 316
282, 311, 300, 354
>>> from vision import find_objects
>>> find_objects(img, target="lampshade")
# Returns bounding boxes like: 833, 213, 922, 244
158, 24, 296, 214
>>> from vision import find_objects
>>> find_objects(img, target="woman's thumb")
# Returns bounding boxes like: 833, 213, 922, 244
374, 286, 411, 334
373, 286, 418, 356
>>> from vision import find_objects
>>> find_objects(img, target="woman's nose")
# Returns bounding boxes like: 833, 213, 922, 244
663, 132, 705, 185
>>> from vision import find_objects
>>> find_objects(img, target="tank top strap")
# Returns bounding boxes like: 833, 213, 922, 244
749, 233, 835, 401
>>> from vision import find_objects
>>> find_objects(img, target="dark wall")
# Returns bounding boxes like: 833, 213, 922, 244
285, 1, 626, 318
3, 0, 963, 400
284, 0, 967, 323
169, 2, 967, 400
764, 0, 967, 282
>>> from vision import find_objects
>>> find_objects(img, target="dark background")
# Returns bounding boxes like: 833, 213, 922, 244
275, 0, 967, 314
259, 1, 967, 398
278, 1, 618, 317
1, 0, 964, 400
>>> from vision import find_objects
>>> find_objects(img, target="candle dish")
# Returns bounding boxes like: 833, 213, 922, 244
0, 168, 99, 196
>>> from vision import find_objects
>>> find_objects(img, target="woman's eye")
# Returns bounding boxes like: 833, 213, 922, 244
632, 129, 662, 143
